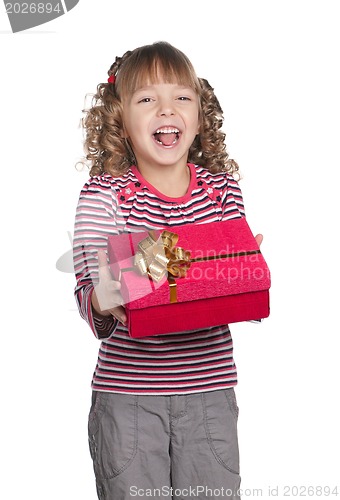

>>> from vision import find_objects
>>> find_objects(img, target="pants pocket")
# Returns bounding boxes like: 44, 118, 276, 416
88, 391, 138, 480
203, 390, 240, 475
224, 387, 239, 420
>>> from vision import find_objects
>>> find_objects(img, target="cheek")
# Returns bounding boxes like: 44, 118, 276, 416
123, 111, 144, 137
122, 118, 137, 140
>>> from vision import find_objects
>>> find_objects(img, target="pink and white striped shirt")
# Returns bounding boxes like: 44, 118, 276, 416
74, 163, 245, 395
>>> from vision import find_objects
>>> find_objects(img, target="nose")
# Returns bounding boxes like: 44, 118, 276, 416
157, 98, 175, 117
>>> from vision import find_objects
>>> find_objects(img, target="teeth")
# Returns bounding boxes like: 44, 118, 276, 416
155, 128, 179, 134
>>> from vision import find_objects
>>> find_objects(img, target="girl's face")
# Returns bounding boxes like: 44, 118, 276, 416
122, 81, 200, 171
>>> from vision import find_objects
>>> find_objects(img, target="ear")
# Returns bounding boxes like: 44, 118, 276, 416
196, 110, 202, 135
195, 120, 201, 136
124, 138, 136, 161
121, 123, 129, 139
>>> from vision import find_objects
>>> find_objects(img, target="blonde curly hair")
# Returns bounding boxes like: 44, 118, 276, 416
81, 41, 239, 178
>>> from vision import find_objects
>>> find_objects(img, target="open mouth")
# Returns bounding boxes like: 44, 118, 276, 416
153, 127, 180, 146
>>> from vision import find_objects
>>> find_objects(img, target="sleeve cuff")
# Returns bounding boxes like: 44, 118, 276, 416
92, 310, 118, 339
88, 288, 118, 339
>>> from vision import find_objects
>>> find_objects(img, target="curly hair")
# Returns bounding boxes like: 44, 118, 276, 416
81, 41, 239, 178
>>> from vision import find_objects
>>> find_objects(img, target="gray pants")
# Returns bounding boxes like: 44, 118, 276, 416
88, 389, 241, 499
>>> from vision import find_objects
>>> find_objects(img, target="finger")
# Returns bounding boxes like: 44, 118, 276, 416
94, 286, 124, 311
97, 249, 113, 281
255, 233, 264, 247
106, 280, 122, 292
109, 305, 127, 326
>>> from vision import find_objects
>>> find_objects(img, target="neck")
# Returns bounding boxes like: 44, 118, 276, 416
136, 162, 191, 198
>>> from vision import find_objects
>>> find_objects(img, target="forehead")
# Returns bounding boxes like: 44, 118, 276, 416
117, 58, 199, 99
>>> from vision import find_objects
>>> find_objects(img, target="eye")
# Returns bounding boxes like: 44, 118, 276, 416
177, 96, 191, 101
138, 97, 154, 103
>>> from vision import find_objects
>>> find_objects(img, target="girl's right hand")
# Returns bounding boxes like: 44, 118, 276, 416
91, 249, 127, 326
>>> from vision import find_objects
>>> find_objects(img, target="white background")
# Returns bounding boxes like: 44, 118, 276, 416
1, 1, 339, 499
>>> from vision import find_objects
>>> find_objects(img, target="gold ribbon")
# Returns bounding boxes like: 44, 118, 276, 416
134, 230, 191, 303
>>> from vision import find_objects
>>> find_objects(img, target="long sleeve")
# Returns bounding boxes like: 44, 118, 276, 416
73, 175, 120, 339
221, 174, 246, 218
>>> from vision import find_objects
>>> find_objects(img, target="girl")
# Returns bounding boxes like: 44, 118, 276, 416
74, 41, 261, 500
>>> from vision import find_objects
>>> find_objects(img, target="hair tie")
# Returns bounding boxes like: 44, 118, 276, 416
108, 74, 116, 84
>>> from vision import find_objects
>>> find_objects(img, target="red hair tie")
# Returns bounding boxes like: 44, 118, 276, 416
108, 74, 116, 84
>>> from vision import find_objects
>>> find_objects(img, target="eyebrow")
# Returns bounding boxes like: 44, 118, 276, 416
134, 84, 195, 93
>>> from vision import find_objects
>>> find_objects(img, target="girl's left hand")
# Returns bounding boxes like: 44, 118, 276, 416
255, 234, 263, 247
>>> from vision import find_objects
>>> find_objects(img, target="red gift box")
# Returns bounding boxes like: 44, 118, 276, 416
108, 218, 271, 338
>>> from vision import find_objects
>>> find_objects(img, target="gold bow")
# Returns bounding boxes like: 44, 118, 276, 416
134, 230, 191, 283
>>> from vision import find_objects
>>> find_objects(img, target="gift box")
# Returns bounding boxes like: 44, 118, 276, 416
108, 218, 271, 338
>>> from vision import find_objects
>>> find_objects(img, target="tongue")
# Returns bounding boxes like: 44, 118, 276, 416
155, 133, 177, 146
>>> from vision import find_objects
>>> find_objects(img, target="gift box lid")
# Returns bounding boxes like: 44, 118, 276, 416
108, 218, 271, 310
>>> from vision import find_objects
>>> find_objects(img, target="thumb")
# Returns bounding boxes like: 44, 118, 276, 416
97, 248, 108, 267
97, 249, 112, 281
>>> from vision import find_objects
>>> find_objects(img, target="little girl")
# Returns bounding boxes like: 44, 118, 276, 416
74, 41, 260, 500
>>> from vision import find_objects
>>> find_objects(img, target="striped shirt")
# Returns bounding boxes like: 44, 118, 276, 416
74, 163, 245, 395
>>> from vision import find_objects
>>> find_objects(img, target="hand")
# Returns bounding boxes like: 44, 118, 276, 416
255, 234, 263, 247
91, 249, 127, 326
